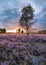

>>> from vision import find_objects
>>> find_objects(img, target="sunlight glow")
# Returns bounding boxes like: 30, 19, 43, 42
6, 30, 16, 33
6, 28, 26, 33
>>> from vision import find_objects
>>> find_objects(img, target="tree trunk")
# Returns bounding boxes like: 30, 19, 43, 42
26, 28, 29, 37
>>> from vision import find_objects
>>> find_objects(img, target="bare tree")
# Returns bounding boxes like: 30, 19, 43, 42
19, 5, 34, 36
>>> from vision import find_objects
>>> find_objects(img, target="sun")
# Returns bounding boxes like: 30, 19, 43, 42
6, 30, 16, 33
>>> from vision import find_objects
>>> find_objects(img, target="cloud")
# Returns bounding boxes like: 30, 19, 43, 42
0, 0, 46, 30
34, 8, 46, 30
0, 8, 20, 23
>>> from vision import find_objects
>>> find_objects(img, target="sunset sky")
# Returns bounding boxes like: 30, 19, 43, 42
0, 0, 46, 32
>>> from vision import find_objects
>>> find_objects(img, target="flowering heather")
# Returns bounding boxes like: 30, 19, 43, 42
0, 34, 46, 65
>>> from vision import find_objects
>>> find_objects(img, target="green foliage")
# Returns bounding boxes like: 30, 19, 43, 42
0, 28, 6, 33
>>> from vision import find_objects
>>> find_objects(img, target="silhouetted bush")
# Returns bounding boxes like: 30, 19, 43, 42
38, 30, 46, 34
0, 28, 6, 33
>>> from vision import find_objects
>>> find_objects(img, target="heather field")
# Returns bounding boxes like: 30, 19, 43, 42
0, 34, 46, 65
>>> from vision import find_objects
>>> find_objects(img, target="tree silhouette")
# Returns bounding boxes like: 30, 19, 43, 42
19, 5, 34, 36
0, 28, 6, 33
38, 30, 46, 34
18, 29, 21, 33
2, 28, 6, 33
21, 30, 24, 33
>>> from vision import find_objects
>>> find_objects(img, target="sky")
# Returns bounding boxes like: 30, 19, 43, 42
0, 0, 46, 31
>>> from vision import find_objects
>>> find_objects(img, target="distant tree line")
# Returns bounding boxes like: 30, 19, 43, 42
0, 28, 6, 33
38, 30, 46, 34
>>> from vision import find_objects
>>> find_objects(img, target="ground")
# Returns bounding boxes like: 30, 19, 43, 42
0, 34, 46, 65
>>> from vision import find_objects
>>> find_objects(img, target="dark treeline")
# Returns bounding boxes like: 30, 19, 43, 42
0, 28, 6, 33
38, 30, 46, 34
